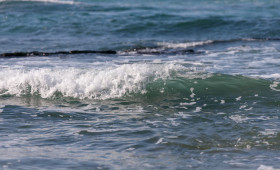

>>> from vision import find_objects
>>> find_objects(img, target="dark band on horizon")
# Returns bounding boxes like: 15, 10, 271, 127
0, 49, 196, 58
0, 50, 117, 58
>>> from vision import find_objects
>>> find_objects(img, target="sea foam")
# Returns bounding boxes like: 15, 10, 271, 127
157, 40, 214, 48
0, 63, 184, 99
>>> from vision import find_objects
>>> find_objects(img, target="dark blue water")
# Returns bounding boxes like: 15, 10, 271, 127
0, 0, 280, 169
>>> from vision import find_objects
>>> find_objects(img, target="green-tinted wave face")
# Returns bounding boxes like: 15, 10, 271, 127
126, 74, 279, 108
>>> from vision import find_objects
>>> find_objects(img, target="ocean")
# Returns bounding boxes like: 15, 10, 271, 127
0, 0, 280, 169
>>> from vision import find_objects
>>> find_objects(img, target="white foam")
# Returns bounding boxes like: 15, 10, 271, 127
0, 105, 5, 113
167, 118, 179, 126
236, 96, 242, 101
155, 138, 164, 144
126, 147, 135, 151
239, 105, 247, 109
229, 115, 249, 123
226, 45, 256, 53
217, 112, 226, 115
194, 107, 201, 113
180, 102, 196, 106
158, 40, 214, 48
176, 112, 191, 118
190, 87, 195, 98
270, 82, 280, 92
255, 74, 280, 79
257, 165, 280, 170
260, 129, 277, 136
0, 63, 189, 100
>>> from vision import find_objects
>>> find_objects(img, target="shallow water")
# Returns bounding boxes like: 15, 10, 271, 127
0, 0, 280, 169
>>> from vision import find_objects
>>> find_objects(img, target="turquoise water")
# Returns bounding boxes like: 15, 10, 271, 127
0, 0, 280, 169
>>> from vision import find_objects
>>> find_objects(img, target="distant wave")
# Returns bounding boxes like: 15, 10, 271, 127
121, 38, 280, 55
157, 38, 280, 49
1, 38, 280, 58
157, 40, 214, 49
0, 0, 78, 4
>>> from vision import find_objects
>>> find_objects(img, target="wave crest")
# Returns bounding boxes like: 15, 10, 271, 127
0, 63, 192, 99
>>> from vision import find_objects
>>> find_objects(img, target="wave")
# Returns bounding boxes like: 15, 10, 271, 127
1, 38, 279, 58
0, 0, 78, 4
0, 63, 194, 99
157, 38, 280, 49
118, 38, 280, 56
157, 40, 214, 49
0, 63, 278, 101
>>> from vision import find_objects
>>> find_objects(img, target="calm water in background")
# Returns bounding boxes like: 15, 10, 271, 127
0, 0, 280, 169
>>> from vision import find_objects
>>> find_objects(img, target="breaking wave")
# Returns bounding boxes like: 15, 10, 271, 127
0, 63, 194, 99
0, 62, 278, 102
